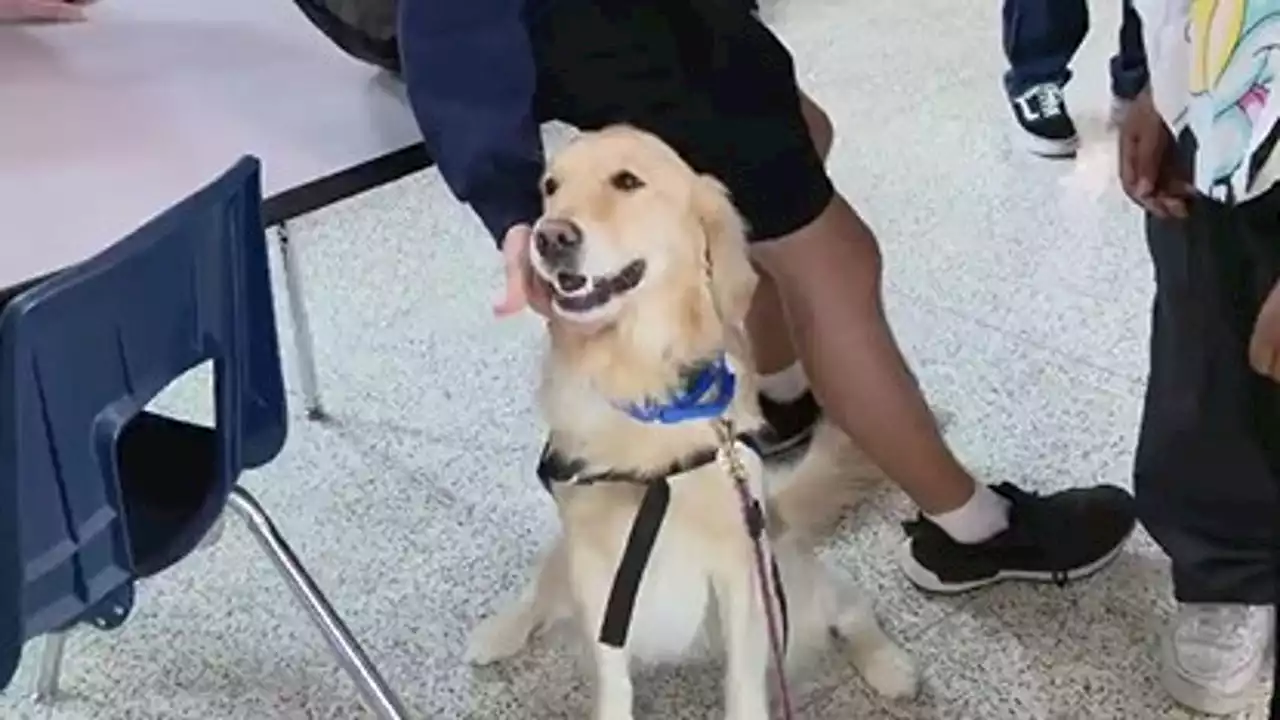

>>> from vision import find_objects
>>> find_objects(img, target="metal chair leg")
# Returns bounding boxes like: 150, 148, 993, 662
31, 631, 68, 705
274, 222, 328, 421
226, 486, 408, 719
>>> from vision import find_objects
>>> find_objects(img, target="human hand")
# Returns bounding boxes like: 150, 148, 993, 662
0, 0, 88, 23
1249, 278, 1280, 383
493, 223, 552, 318
1118, 88, 1193, 218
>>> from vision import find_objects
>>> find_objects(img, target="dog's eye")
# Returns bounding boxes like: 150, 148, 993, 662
610, 171, 644, 192
542, 176, 559, 197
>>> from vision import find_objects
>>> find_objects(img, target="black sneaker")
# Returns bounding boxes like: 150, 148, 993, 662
754, 390, 821, 460
898, 482, 1135, 593
1009, 83, 1080, 158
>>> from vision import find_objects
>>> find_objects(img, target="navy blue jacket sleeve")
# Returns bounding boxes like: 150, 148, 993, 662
398, 0, 544, 247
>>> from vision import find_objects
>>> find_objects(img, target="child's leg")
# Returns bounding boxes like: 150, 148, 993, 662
746, 92, 833, 382
1136, 192, 1279, 715
742, 94, 828, 457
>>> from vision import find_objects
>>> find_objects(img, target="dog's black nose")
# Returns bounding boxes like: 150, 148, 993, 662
534, 218, 583, 262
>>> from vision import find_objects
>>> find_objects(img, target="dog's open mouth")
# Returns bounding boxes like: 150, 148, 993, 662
552, 260, 647, 314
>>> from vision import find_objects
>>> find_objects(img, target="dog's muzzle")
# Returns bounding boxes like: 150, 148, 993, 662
533, 218, 583, 271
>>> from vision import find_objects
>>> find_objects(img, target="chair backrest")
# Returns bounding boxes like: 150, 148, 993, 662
0, 158, 288, 690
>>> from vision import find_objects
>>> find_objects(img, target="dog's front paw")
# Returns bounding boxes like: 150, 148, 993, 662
465, 611, 534, 666
857, 643, 920, 700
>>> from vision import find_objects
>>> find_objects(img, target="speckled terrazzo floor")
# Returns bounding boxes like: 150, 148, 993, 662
1, 0, 1274, 717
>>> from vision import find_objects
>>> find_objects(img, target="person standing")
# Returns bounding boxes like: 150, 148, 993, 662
1003, 0, 1148, 156
1118, 0, 1280, 712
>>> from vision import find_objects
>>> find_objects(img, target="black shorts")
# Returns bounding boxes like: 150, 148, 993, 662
528, 0, 833, 242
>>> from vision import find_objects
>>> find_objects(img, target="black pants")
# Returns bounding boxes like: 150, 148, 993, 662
1002, 0, 1148, 98
1135, 175, 1280, 606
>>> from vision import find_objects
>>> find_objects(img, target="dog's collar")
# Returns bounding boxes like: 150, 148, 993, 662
617, 353, 736, 425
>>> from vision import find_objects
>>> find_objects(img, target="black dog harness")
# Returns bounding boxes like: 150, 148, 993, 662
536, 433, 790, 650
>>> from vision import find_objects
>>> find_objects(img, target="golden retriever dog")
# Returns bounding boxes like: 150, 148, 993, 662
465, 126, 918, 719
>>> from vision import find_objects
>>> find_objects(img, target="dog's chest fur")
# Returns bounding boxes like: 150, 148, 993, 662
558, 446, 770, 663
538, 354, 775, 662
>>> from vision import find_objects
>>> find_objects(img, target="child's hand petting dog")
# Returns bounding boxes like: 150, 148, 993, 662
494, 223, 553, 318
1249, 278, 1280, 382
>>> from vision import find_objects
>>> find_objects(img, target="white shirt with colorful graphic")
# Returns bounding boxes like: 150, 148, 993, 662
1133, 0, 1280, 203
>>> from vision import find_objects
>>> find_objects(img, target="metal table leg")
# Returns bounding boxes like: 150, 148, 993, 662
275, 222, 328, 421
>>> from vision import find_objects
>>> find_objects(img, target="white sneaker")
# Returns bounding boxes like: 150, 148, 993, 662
1160, 604, 1275, 716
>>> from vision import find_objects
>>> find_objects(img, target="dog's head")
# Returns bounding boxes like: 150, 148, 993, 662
532, 126, 756, 364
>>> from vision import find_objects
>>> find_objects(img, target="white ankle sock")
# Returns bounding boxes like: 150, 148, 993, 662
759, 362, 809, 402
925, 484, 1011, 544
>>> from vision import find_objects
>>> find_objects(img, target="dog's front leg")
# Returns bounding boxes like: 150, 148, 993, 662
591, 642, 635, 720
716, 562, 772, 720
466, 542, 568, 665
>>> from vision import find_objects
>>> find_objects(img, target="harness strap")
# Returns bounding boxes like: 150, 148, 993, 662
598, 477, 671, 647
536, 433, 787, 651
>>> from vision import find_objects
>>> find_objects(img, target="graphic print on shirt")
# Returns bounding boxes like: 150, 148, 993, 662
1187, 0, 1280, 193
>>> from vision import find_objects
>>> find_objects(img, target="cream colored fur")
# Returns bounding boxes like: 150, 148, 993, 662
466, 126, 918, 719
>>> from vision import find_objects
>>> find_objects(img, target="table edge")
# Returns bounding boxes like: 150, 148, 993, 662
261, 143, 435, 226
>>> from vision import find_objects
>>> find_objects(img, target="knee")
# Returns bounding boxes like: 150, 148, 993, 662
752, 197, 885, 302
800, 95, 834, 161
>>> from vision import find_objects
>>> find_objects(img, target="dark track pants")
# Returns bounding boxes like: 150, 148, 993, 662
1135, 181, 1280, 607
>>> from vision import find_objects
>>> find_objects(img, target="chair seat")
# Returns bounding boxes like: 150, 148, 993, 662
118, 412, 224, 579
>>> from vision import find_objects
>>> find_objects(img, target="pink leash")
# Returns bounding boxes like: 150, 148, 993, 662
733, 476, 796, 720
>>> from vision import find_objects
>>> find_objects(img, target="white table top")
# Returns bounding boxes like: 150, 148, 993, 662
0, 0, 423, 288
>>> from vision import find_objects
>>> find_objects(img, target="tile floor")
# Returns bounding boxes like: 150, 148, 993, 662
2, 0, 1274, 717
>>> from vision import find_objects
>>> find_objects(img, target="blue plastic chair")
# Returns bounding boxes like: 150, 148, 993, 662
0, 159, 407, 718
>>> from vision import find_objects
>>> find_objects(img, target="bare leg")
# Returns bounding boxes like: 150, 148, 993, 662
746, 272, 795, 375
752, 196, 976, 514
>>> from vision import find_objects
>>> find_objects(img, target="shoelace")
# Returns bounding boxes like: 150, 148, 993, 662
1031, 84, 1064, 118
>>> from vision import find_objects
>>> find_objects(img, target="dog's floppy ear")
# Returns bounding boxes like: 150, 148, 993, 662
692, 174, 757, 326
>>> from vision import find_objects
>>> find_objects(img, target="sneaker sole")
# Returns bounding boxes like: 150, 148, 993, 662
1018, 130, 1080, 158
896, 528, 1131, 594
1160, 661, 1271, 716
757, 425, 817, 461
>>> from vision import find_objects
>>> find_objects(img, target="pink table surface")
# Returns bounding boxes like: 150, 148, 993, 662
0, 0, 422, 288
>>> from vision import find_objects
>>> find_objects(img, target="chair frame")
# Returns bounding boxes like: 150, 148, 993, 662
32, 486, 409, 719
